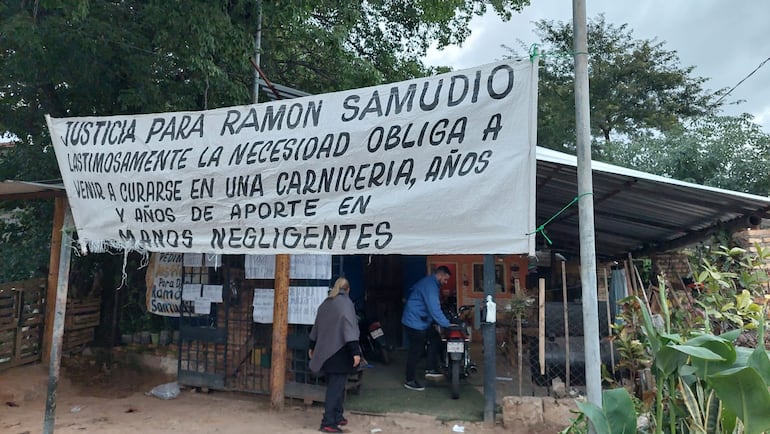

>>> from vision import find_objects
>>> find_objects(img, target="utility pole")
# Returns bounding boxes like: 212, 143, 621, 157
572, 0, 602, 411
250, 1, 289, 411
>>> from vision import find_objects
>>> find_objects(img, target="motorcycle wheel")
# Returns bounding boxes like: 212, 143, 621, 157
379, 345, 390, 365
450, 359, 460, 400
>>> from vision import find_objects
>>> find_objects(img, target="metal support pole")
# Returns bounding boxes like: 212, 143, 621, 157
573, 0, 603, 410
43, 208, 74, 434
482, 254, 496, 425
251, 0, 263, 104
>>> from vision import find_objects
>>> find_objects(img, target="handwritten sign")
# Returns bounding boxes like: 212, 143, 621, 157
145, 252, 184, 316
252, 286, 328, 325
46, 60, 537, 255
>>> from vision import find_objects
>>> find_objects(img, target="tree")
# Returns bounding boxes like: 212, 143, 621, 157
523, 14, 719, 154
0, 0, 530, 281
605, 114, 770, 196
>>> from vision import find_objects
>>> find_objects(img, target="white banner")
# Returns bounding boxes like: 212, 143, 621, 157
46, 60, 538, 255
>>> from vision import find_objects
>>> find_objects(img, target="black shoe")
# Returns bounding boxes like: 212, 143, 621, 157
403, 380, 425, 391
424, 369, 442, 378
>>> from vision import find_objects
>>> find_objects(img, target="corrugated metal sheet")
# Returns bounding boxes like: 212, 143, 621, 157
0, 180, 65, 200
535, 147, 770, 259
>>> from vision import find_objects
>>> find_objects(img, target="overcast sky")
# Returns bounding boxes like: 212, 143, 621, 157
425, 1, 770, 133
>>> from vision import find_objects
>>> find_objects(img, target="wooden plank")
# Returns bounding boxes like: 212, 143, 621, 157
65, 301, 101, 315
285, 382, 326, 404
0, 306, 15, 317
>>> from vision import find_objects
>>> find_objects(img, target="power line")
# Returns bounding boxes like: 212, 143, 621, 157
713, 55, 770, 106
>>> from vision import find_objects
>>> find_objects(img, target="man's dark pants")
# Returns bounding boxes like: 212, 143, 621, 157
404, 325, 441, 382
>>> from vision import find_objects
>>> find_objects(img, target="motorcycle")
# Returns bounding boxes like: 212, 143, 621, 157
358, 314, 391, 365
439, 304, 477, 399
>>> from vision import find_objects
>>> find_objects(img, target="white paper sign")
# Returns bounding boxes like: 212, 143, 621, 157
194, 299, 211, 315
245, 255, 276, 279
290, 254, 332, 279
202, 284, 223, 303
47, 60, 537, 255
205, 254, 221, 268
183, 253, 203, 267
182, 283, 202, 301
252, 286, 328, 325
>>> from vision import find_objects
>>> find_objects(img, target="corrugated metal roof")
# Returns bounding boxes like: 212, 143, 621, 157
257, 79, 311, 101
535, 147, 770, 259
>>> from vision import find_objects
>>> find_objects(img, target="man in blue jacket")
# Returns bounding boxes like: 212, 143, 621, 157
401, 265, 452, 391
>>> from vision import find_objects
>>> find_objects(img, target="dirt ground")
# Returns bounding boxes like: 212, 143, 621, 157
0, 355, 537, 434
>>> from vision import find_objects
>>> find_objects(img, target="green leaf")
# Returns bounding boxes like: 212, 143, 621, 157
669, 344, 725, 361
708, 367, 770, 434
719, 329, 743, 342
679, 379, 706, 432
576, 401, 611, 434
575, 389, 637, 434
656, 345, 689, 376
636, 296, 660, 354
747, 346, 770, 387
721, 405, 737, 434
602, 388, 637, 434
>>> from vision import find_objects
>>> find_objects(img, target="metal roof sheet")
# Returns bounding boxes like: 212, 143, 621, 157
0, 180, 65, 200
535, 147, 770, 259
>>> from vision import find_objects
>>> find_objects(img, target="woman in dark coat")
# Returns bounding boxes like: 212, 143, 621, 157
309, 277, 361, 433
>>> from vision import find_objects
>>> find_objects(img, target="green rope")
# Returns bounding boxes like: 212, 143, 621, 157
528, 43, 540, 62
527, 193, 594, 245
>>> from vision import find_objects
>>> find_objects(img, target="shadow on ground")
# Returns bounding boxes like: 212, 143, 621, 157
345, 349, 485, 422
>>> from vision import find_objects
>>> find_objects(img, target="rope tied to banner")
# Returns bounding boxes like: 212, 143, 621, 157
528, 44, 540, 62
527, 193, 593, 245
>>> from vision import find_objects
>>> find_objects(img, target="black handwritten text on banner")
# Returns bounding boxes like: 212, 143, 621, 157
46, 60, 538, 255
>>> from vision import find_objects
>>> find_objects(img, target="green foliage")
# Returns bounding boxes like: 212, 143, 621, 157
515, 14, 718, 154
605, 115, 770, 196
0, 203, 54, 282
0, 0, 529, 280
575, 257, 770, 434
693, 244, 770, 333
561, 388, 637, 434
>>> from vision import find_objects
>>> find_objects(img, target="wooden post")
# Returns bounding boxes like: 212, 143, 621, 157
42, 196, 67, 366
516, 312, 523, 396
43, 207, 74, 434
623, 260, 635, 298
603, 267, 615, 375
561, 260, 570, 389
538, 278, 545, 376
270, 254, 290, 410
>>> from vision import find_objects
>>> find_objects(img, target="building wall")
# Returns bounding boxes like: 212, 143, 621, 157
426, 254, 530, 308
